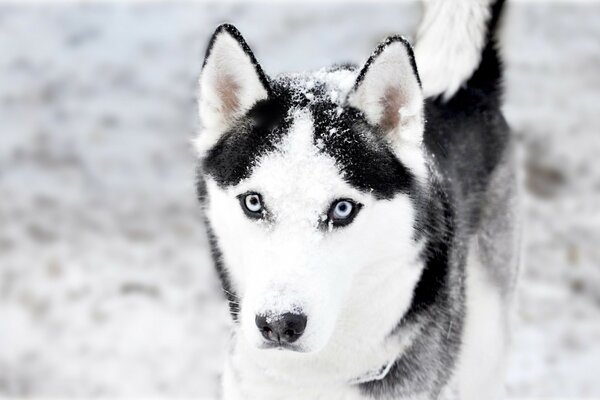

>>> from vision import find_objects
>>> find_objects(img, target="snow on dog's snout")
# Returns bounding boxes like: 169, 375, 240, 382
231, 110, 365, 353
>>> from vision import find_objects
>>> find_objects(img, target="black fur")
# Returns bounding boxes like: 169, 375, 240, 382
203, 98, 289, 187
203, 70, 416, 200
360, 182, 463, 397
311, 100, 415, 200
197, 0, 510, 395
359, 0, 509, 396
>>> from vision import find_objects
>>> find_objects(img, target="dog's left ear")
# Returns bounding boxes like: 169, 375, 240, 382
197, 24, 270, 152
348, 36, 424, 147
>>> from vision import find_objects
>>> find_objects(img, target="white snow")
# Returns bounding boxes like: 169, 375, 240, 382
0, 1, 599, 398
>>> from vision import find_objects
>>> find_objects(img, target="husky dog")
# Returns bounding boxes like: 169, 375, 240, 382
195, 0, 519, 398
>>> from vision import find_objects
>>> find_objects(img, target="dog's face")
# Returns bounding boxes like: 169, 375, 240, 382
196, 25, 427, 356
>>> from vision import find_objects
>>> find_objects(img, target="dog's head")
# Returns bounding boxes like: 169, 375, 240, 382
196, 24, 427, 356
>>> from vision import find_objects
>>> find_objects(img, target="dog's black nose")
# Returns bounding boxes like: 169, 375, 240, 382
255, 312, 307, 344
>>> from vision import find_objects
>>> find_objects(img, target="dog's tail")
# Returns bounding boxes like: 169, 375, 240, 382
414, 0, 506, 102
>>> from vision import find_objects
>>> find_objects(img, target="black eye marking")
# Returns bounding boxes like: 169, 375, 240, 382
326, 199, 363, 228
238, 192, 266, 219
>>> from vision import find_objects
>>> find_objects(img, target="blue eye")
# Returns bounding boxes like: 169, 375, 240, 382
333, 200, 353, 219
245, 194, 262, 212
239, 192, 264, 218
328, 199, 361, 227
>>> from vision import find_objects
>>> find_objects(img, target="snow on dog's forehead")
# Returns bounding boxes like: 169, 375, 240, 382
203, 63, 414, 214
276, 67, 358, 105
238, 107, 361, 227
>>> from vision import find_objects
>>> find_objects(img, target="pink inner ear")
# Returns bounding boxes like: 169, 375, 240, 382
216, 74, 241, 116
380, 86, 406, 133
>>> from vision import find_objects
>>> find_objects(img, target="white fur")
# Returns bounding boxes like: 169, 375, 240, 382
415, 0, 494, 100
205, 111, 427, 398
452, 239, 508, 400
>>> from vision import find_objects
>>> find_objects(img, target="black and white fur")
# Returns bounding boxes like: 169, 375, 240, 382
195, 0, 519, 398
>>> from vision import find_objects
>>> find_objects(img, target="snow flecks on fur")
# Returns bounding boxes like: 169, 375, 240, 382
263, 304, 303, 325
240, 108, 351, 230
280, 67, 357, 109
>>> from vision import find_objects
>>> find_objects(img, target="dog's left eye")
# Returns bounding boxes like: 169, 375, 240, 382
327, 199, 361, 227
239, 192, 264, 218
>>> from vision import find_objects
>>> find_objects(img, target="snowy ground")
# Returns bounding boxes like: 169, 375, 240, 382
0, 1, 599, 398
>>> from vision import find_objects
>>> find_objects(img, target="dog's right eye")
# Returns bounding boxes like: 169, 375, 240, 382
239, 192, 265, 219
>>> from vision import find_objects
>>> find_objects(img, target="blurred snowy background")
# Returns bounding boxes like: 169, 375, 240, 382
0, 0, 599, 398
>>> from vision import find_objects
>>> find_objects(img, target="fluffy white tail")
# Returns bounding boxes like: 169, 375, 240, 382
415, 0, 501, 100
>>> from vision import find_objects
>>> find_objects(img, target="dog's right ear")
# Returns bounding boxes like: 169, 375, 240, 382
196, 24, 270, 153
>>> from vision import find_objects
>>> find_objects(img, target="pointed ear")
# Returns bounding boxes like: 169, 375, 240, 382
197, 24, 270, 148
348, 36, 424, 147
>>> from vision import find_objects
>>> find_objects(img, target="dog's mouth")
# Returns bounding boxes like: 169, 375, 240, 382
259, 341, 306, 353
